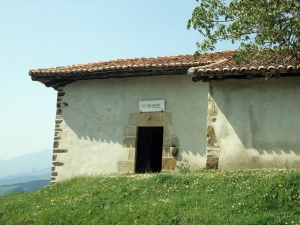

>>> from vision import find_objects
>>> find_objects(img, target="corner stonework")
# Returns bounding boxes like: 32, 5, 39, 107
206, 94, 220, 169
51, 86, 68, 184
161, 135, 179, 171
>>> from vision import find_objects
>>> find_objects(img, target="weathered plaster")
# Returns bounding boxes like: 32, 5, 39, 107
53, 75, 208, 181
210, 77, 300, 169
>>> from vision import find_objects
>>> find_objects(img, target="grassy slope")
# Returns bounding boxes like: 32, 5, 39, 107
0, 169, 299, 225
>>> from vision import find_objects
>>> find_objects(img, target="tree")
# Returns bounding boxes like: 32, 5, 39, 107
188, 0, 300, 67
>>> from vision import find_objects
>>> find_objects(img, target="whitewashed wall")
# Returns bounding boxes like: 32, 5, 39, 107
55, 75, 209, 181
210, 77, 300, 169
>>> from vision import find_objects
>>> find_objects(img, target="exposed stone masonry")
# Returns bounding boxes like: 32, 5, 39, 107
118, 112, 179, 173
51, 86, 68, 185
206, 94, 220, 169
119, 126, 179, 172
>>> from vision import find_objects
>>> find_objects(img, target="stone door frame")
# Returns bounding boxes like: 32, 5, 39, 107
118, 112, 179, 173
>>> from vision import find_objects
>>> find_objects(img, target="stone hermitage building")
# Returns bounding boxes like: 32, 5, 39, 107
29, 50, 300, 184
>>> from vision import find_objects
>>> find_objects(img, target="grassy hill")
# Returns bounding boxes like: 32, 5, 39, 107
0, 169, 299, 224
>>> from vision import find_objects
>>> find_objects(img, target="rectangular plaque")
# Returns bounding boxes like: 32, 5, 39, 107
139, 100, 165, 112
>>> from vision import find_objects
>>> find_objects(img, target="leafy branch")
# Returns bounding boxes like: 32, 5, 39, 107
188, 0, 300, 67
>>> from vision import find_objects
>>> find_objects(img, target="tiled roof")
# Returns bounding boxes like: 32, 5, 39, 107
29, 50, 300, 89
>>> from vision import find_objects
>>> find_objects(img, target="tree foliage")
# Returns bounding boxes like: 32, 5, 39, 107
188, 0, 300, 66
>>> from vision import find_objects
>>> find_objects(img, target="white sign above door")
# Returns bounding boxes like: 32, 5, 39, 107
139, 100, 165, 112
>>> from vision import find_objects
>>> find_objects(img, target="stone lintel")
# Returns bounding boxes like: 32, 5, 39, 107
125, 126, 170, 137
128, 112, 172, 126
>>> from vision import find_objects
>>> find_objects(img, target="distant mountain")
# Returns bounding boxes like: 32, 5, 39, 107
0, 149, 52, 185
0, 170, 51, 186
0, 179, 50, 196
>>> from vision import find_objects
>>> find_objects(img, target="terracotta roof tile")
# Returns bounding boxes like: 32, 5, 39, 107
29, 50, 300, 89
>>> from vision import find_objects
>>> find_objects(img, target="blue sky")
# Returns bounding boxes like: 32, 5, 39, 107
0, 0, 235, 160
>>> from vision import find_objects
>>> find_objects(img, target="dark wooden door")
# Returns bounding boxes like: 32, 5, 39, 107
136, 127, 163, 173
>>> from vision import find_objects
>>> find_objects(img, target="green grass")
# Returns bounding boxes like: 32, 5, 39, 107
0, 169, 300, 224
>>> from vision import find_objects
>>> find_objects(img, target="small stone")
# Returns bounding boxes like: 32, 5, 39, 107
128, 149, 136, 160
55, 120, 63, 124
170, 147, 179, 157
162, 147, 169, 157
161, 158, 177, 170
52, 172, 58, 176
118, 161, 134, 172
53, 141, 59, 148
206, 157, 219, 169
53, 149, 68, 153
124, 127, 137, 136
52, 162, 64, 166
123, 138, 136, 148
58, 91, 65, 97
208, 100, 218, 116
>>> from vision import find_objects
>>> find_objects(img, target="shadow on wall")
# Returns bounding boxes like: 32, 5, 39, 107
59, 77, 208, 158
62, 104, 123, 146
62, 108, 207, 158
212, 77, 300, 156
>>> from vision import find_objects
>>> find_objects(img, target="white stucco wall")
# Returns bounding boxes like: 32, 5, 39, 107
55, 75, 208, 180
210, 77, 300, 169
